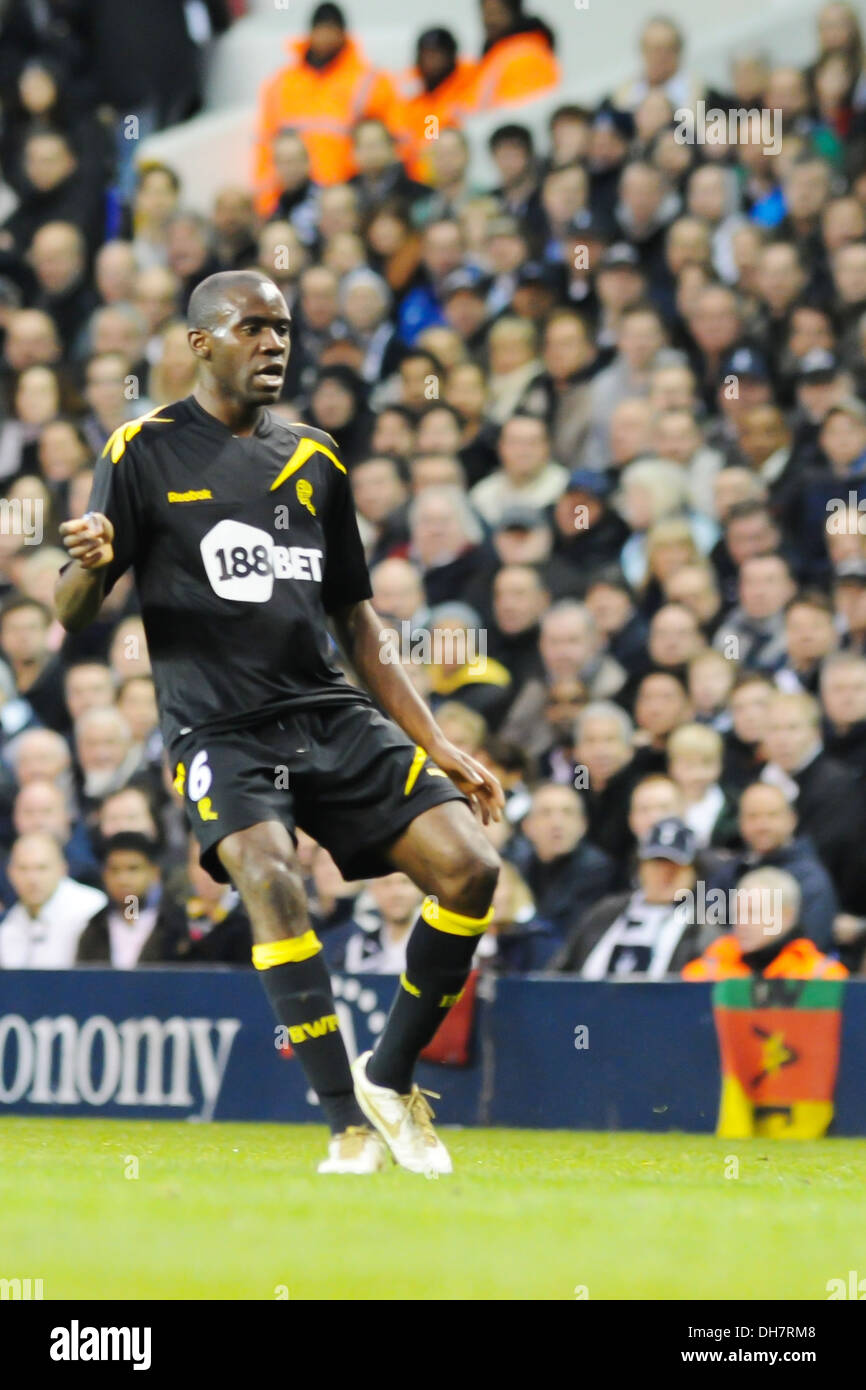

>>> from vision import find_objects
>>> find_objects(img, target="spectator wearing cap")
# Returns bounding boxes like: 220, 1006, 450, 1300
510, 260, 564, 328
587, 104, 635, 228
582, 305, 668, 469
683, 867, 846, 981
470, 413, 567, 527
553, 815, 703, 977
440, 268, 490, 357
502, 607, 626, 764
560, 210, 610, 318
0, 831, 107, 968
515, 783, 616, 944
545, 470, 630, 598
820, 651, 866, 784
425, 600, 512, 729
761, 689, 866, 913
788, 348, 850, 473
593, 241, 647, 352
461, 505, 552, 622
833, 559, 866, 658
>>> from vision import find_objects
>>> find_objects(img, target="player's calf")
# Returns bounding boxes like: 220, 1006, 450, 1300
366, 812, 499, 1098
218, 822, 368, 1143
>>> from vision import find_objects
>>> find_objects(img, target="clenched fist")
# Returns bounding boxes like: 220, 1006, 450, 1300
59, 512, 115, 570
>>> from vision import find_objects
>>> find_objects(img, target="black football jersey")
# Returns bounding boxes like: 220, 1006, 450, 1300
88, 396, 373, 747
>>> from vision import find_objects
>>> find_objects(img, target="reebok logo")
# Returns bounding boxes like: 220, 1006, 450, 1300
167, 489, 213, 502
288, 1013, 339, 1045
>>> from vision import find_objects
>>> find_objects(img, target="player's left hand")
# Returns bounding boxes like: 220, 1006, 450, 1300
427, 738, 505, 825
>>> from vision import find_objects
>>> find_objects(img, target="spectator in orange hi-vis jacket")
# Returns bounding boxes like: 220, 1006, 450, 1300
254, 2, 400, 215
682, 868, 848, 981
390, 29, 479, 180
465, 0, 560, 114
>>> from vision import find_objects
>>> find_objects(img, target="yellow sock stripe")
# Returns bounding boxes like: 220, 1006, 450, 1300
403, 744, 428, 796
421, 896, 494, 937
439, 988, 464, 1008
252, 930, 322, 969
400, 971, 421, 997
269, 437, 346, 492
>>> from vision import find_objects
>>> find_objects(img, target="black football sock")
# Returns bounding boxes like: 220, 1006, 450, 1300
366, 898, 493, 1094
254, 931, 365, 1134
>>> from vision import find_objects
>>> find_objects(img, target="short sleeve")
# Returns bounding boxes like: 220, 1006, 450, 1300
320, 467, 373, 614
85, 447, 144, 595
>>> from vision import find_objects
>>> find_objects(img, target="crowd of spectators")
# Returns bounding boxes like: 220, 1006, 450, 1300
2, 0, 866, 984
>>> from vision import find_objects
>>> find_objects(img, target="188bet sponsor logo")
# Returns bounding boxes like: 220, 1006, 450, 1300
200, 520, 322, 603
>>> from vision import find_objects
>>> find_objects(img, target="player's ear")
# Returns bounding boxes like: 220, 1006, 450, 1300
188, 327, 211, 360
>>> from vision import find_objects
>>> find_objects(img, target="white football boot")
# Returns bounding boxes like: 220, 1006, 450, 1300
317, 1125, 389, 1174
351, 1051, 453, 1175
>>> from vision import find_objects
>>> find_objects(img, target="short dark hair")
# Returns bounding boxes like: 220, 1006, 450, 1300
725, 499, 775, 527
187, 269, 282, 332
550, 104, 593, 128
489, 124, 534, 156
310, 2, 345, 27
100, 832, 160, 865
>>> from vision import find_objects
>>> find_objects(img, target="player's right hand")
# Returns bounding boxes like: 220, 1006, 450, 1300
59, 512, 115, 570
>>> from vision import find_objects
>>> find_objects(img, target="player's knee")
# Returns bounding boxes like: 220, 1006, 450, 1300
219, 839, 307, 928
442, 840, 500, 918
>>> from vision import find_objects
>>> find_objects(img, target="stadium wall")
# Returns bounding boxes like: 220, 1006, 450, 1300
1, 970, 865, 1135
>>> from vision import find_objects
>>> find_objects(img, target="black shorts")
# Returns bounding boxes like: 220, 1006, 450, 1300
170, 701, 467, 883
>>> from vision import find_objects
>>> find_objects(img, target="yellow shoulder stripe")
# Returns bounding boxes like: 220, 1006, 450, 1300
270, 436, 346, 491
103, 406, 173, 464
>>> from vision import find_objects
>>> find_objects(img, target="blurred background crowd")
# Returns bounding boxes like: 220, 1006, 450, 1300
1, 0, 866, 983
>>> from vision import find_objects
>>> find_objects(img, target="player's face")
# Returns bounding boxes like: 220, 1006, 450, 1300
202, 284, 291, 404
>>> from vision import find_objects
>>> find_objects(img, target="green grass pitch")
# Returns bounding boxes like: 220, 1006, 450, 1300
2, 1117, 866, 1299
